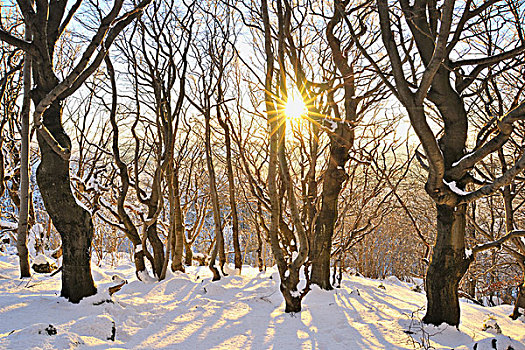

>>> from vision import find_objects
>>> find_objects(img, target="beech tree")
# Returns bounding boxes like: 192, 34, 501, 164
0, 0, 152, 302
351, 0, 525, 325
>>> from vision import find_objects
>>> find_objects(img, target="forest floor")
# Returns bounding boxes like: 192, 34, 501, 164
0, 251, 524, 349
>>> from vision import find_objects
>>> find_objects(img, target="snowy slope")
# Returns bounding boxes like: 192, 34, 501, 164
0, 253, 523, 350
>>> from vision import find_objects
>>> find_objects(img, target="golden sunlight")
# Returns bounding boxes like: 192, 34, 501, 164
284, 91, 308, 122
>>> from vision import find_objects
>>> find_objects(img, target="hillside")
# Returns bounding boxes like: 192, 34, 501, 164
0, 252, 523, 350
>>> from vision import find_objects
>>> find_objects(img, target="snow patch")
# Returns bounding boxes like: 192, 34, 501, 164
32, 254, 54, 266
443, 180, 470, 196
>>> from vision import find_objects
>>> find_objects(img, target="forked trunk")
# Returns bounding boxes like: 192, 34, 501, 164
423, 204, 471, 326
36, 100, 96, 302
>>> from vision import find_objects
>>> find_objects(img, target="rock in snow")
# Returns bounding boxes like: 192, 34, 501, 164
31, 254, 57, 274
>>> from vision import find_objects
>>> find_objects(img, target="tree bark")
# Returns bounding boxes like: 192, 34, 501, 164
170, 167, 185, 272
17, 19, 32, 278
184, 239, 193, 266
221, 121, 242, 272
310, 142, 350, 289
310, 3, 356, 289
36, 99, 96, 302
205, 110, 225, 280
423, 204, 471, 326
106, 55, 146, 277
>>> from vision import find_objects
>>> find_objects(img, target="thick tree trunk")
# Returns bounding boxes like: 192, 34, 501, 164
146, 215, 164, 279
36, 100, 96, 302
281, 269, 302, 313
423, 204, 471, 326
310, 134, 350, 289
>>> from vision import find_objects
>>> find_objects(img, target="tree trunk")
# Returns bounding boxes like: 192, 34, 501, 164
171, 168, 185, 272
106, 55, 146, 277
184, 239, 193, 266
205, 110, 226, 279
146, 214, 164, 279
510, 278, 525, 320
17, 21, 32, 278
310, 132, 350, 289
423, 204, 471, 326
223, 124, 242, 272
36, 100, 96, 302
281, 269, 302, 313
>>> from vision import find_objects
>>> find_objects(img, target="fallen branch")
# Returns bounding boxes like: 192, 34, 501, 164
109, 280, 127, 296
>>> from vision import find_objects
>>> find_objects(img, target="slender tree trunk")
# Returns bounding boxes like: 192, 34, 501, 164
171, 167, 185, 272
423, 204, 471, 326
184, 238, 193, 266
310, 7, 356, 288
36, 99, 96, 302
255, 204, 264, 272
223, 123, 242, 272
17, 21, 32, 278
205, 110, 225, 279
499, 155, 525, 319
106, 55, 146, 277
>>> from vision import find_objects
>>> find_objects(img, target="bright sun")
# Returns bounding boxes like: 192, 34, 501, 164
284, 92, 308, 121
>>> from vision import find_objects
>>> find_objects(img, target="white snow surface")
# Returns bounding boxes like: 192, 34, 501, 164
0, 220, 17, 230
32, 254, 55, 266
0, 253, 524, 349
444, 180, 471, 196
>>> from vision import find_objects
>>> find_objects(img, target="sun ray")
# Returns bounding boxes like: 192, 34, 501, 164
284, 91, 308, 122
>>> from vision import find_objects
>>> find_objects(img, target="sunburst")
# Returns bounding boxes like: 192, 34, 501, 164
284, 91, 308, 122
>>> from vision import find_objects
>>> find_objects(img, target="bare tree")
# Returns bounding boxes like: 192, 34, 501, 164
0, 0, 152, 302
352, 0, 525, 325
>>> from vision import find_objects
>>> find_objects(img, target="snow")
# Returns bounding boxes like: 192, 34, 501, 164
137, 269, 157, 283
465, 249, 473, 259
452, 153, 473, 167
32, 254, 54, 266
444, 180, 471, 196
0, 253, 524, 349
30, 223, 44, 236
134, 244, 143, 254
325, 118, 338, 133
0, 220, 17, 230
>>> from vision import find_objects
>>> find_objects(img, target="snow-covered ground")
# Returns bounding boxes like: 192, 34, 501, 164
0, 252, 523, 350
